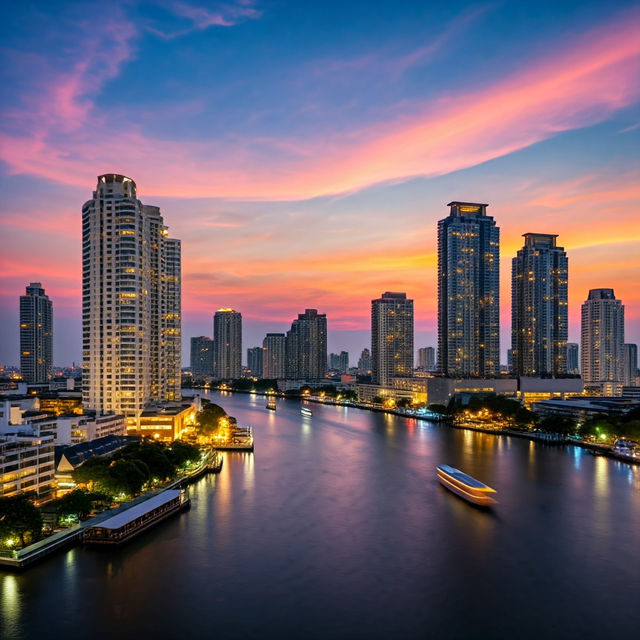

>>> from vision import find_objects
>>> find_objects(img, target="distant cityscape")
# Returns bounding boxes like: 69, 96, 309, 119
2, 175, 639, 509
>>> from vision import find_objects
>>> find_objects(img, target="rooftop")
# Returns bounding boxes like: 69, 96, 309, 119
89, 490, 183, 530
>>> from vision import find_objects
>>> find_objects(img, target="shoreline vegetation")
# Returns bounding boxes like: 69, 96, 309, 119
195, 383, 640, 465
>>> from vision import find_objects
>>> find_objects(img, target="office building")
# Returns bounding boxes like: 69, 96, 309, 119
82, 174, 181, 419
371, 292, 414, 386
567, 343, 579, 375
581, 289, 624, 392
285, 309, 327, 380
190, 337, 214, 376
213, 309, 242, 379
624, 344, 638, 387
247, 346, 264, 378
263, 333, 286, 378
437, 202, 499, 377
330, 351, 349, 373
20, 283, 53, 383
418, 347, 436, 372
511, 233, 568, 376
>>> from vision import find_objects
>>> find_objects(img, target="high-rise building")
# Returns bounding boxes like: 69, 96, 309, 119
190, 337, 213, 376
511, 233, 568, 377
417, 347, 436, 371
581, 289, 624, 392
437, 202, 499, 377
263, 333, 286, 378
329, 351, 349, 373
285, 309, 327, 380
623, 344, 638, 387
82, 174, 181, 418
357, 348, 372, 375
20, 282, 53, 383
213, 309, 242, 380
247, 346, 263, 378
566, 343, 579, 375
371, 292, 414, 386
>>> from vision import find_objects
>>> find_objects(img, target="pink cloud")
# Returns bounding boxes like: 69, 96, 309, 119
1, 8, 638, 201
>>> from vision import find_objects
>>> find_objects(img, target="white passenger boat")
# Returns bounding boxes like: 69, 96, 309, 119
436, 465, 498, 506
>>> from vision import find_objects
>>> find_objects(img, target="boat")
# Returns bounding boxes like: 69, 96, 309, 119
266, 400, 277, 411
83, 489, 190, 545
301, 407, 312, 417
436, 465, 498, 506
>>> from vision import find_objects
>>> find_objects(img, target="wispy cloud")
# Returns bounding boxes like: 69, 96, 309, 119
0, 7, 638, 201
147, 1, 261, 39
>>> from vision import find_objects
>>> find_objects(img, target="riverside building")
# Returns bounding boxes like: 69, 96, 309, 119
511, 233, 568, 376
263, 333, 286, 379
285, 309, 327, 381
213, 309, 242, 380
437, 202, 500, 377
371, 292, 414, 386
20, 283, 53, 383
581, 289, 625, 395
190, 336, 214, 376
82, 174, 182, 422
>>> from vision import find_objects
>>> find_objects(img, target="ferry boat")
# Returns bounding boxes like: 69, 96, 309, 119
436, 465, 498, 506
266, 400, 277, 411
301, 407, 313, 417
83, 489, 190, 545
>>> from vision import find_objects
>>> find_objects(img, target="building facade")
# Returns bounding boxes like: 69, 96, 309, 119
247, 346, 264, 378
262, 334, 285, 379
623, 344, 638, 387
190, 336, 214, 376
0, 433, 55, 500
437, 202, 500, 377
417, 347, 436, 371
285, 309, 327, 380
511, 233, 568, 376
82, 174, 181, 419
371, 292, 414, 386
20, 283, 53, 383
357, 348, 372, 375
213, 309, 242, 380
566, 343, 579, 375
581, 289, 624, 393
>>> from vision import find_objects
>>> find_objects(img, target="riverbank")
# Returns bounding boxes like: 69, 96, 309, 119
206, 387, 639, 466
0, 450, 223, 571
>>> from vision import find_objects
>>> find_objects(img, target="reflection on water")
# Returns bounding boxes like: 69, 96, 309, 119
2, 390, 640, 640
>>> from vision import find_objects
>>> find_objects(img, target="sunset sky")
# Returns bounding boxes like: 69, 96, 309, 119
1, 0, 639, 366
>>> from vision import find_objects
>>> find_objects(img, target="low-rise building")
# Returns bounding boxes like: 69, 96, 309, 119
531, 397, 640, 422
0, 433, 55, 501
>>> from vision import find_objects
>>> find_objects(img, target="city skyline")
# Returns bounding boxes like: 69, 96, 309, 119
1, 1, 639, 365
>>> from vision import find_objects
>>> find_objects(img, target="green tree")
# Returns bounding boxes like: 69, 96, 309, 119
0, 495, 43, 548
537, 415, 577, 435
105, 460, 147, 496
167, 441, 201, 468
195, 403, 228, 437
72, 457, 111, 489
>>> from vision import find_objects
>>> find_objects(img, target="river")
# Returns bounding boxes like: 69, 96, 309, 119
2, 390, 639, 639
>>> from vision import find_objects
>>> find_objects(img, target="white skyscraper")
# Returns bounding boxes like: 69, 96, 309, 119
581, 288, 624, 395
82, 174, 181, 420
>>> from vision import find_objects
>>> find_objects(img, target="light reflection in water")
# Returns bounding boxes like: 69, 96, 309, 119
1, 574, 20, 635
594, 456, 610, 499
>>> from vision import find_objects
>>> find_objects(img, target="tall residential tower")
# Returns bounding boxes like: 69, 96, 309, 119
437, 202, 500, 377
581, 289, 624, 394
371, 292, 414, 386
213, 309, 242, 380
190, 336, 214, 376
511, 233, 568, 376
285, 309, 327, 380
82, 174, 181, 418
20, 283, 53, 383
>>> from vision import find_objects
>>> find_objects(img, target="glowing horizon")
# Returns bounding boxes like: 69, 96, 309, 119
0, 0, 638, 365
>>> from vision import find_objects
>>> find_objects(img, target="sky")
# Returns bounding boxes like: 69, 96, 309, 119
0, 0, 639, 367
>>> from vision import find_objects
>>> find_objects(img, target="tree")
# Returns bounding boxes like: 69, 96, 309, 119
537, 415, 577, 435
195, 403, 228, 437
0, 495, 43, 548
167, 441, 201, 468
72, 457, 111, 489
56, 490, 94, 521
104, 460, 147, 497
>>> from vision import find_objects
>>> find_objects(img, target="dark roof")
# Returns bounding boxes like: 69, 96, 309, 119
56, 435, 140, 469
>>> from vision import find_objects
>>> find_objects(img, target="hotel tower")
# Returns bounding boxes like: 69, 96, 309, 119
213, 309, 242, 380
437, 202, 500, 377
82, 174, 181, 419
